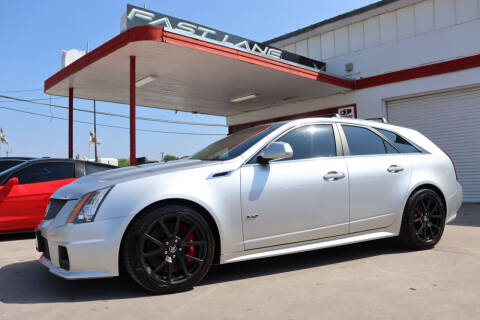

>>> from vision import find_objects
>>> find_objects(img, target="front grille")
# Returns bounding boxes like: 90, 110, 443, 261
44, 199, 68, 220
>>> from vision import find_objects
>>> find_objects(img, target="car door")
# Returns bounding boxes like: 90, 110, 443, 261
240, 123, 350, 250
0, 161, 76, 231
339, 124, 412, 233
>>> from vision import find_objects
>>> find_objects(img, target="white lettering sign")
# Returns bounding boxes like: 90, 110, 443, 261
127, 7, 283, 60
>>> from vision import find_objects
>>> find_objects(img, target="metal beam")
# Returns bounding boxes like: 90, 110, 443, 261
130, 56, 136, 166
68, 87, 73, 159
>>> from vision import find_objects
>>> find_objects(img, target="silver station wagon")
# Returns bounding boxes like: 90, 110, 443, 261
37, 117, 462, 294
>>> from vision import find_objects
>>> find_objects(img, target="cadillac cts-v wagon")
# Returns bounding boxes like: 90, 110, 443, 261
36, 117, 462, 293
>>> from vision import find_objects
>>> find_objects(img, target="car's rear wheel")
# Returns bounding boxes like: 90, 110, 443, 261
399, 189, 446, 250
122, 205, 215, 294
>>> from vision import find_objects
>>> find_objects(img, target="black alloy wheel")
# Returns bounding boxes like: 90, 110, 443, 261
400, 189, 446, 250
122, 205, 215, 294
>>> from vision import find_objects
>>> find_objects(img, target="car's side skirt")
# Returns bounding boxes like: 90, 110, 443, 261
220, 229, 397, 264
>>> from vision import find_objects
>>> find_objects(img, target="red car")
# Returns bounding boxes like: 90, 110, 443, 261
0, 158, 116, 233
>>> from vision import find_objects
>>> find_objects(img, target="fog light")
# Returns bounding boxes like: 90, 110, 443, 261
58, 246, 70, 270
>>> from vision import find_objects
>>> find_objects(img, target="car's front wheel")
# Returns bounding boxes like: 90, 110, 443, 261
122, 204, 215, 294
399, 189, 446, 250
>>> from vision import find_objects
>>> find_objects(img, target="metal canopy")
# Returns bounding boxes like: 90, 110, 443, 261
44, 25, 354, 164
45, 26, 354, 117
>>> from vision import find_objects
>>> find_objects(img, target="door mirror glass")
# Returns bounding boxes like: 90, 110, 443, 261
260, 142, 293, 162
4, 177, 18, 189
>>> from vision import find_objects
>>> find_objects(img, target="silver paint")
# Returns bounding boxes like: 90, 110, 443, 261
38, 117, 463, 279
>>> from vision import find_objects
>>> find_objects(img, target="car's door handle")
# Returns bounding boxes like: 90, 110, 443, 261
387, 165, 404, 173
323, 171, 346, 181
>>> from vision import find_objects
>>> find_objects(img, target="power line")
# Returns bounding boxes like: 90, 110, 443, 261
0, 88, 43, 93
0, 94, 227, 127
0, 104, 226, 136
0, 97, 64, 103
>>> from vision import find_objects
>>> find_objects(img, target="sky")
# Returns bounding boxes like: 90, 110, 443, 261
0, 0, 377, 160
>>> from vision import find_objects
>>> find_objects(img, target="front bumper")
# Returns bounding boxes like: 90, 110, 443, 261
39, 255, 113, 279
37, 216, 128, 279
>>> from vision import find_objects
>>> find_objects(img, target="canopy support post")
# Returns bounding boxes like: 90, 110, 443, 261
68, 87, 73, 159
130, 56, 136, 166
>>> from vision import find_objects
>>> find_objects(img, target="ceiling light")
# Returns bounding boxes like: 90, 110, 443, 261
135, 75, 156, 88
230, 93, 258, 103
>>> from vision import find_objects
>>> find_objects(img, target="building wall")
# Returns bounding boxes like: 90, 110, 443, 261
227, 0, 480, 127
227, 66, 480, 126
273, 0, 480, 78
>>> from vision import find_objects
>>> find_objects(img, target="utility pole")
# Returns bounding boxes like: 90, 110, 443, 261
93, 100, 98, 162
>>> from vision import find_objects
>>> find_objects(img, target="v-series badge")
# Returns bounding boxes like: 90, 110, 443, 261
123, 4, 326, 70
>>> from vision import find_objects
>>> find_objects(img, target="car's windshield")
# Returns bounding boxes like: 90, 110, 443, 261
190, 123, 283, 161
0, 161, 29, 185
0, 161, 23, 172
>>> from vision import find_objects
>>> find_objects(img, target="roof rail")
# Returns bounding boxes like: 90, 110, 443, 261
365, 117, 388, 123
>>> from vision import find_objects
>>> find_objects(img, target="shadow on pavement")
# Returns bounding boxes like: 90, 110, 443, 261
0, 260, 150, 303
448, 203, 480, 227
202, 238, 406, 286
0, 237, 407, 304
0, 232, 35, 242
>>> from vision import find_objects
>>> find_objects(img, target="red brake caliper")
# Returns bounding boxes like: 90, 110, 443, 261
413, 207, 419, 220
182, 225, 196, 265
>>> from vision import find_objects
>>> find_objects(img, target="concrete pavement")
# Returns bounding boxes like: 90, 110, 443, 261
0, 204, 479, 320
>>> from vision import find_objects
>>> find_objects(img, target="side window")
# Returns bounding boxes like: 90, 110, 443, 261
85, 163, 111, 175
342, 125, 398, 156
376, 128, 421, 153
276, 124, 337, 161
15, 162, 74, 184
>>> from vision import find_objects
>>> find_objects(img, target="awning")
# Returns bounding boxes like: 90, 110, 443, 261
44, 6, 355, 165
45, 25, 353, 116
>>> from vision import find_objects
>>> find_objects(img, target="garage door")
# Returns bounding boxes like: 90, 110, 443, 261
387, 86, 480, 202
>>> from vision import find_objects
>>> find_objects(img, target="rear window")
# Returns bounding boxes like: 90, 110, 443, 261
85, 163, 112, 175
376, 128, 420, 153
342, 125, 398, 156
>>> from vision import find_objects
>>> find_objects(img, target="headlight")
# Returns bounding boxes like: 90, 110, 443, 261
67, 187, 113, 224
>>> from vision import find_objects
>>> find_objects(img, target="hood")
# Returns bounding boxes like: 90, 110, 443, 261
52, 159, 219, 200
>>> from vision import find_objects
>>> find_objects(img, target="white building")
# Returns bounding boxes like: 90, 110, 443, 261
227, 0, 480, 202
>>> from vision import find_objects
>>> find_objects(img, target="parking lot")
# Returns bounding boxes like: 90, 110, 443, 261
0, 204, 478, 320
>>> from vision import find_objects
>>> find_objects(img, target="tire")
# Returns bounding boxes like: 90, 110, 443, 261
399, 189, 446, 250
122, 205, 215, 294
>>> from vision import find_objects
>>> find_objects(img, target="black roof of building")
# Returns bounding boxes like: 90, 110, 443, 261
264, 0, 400, 45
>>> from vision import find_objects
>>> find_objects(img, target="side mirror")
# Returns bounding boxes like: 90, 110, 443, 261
4, 177, 19, 189
259, 142, 293, 163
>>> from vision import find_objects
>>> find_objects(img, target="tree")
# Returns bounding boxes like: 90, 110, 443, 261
163, 154, 179, 162
118, 158, 130, 167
